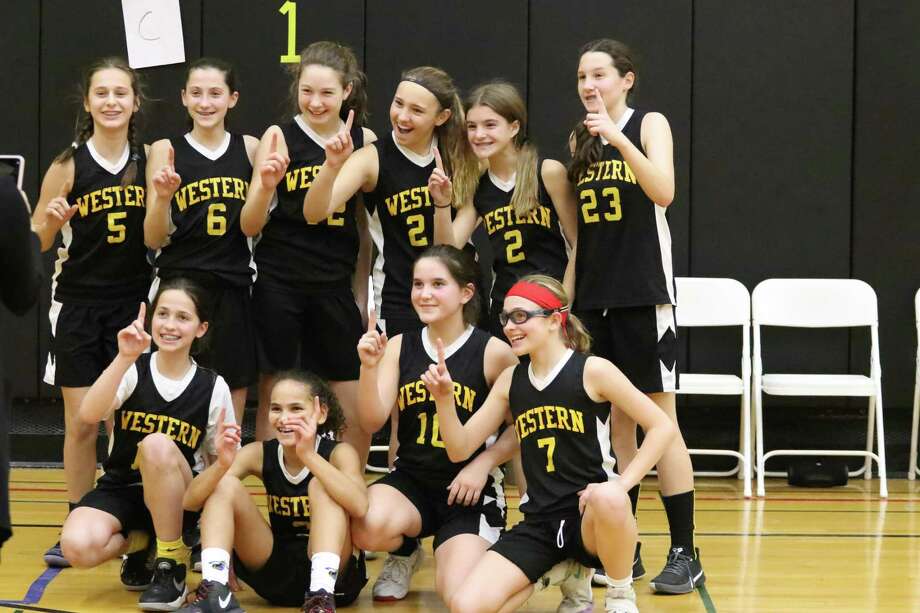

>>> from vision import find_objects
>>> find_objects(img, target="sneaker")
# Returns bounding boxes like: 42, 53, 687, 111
557, 562, 595, 613
604, 584, 639, 613
43, 540, 71, 568
184, 525, 202, 573
122, 537, 157, 591
175, 580, 243, 612
593, 542, 645, 586
648, 547, 705, 595
191, 545, 202, 573
301, 588, 336, 613
138, 558, 188, 611
371, 547, 424, 601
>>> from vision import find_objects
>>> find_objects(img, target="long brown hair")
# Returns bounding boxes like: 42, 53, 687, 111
291, 41, 368, 126
55, 57, 146, 187
466, 81, 540, 218
568, 39, 637, 185
400, 66, 479, 209
415, 245, 481, 326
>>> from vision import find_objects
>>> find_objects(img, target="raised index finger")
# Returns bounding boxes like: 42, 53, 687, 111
367, 308, 377, 334
433, 146, 444, 172
167, 143, 175, 169
137, 301, 146, 324
217, 407, 227, 429
435, 337, 446, 370
343, 109, 354, 134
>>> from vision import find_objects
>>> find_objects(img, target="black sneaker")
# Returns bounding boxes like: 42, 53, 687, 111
592, 541, 645, 586
184, 524, 202, 573
176, 580, 243, 612
649, 547, 705, 594
191, 544, 202, 573
121, 537, 156, 591
138, 558, 188, 611
301, 589, 336, 613
43, 540, 71, 568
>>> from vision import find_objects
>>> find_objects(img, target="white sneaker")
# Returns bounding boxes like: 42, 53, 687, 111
534, 560, 594, 613
372, 547, 424, 601
605, 584, 639, 613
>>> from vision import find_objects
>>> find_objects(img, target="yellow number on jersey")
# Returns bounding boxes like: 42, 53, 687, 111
602, 186, 622, 221
407, 213, 427, 247
207, 203, 227, 236
537, 436, 556, 472
579, 187, 622, 224
504, 229, 524, 263
107, 211, 127, 244
327, 205, 345, 227
278, 1, 300, 64
416, 412, 446, 448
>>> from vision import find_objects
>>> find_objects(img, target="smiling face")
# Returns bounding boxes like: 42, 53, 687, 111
181, 67, 238, 130
501, 295, 563, 356
466, 104, 519, 161
577, 51, 634, 114
411, 256, 472, 325
298, 63, 351, 131
84, 67, 138, 132
269, 379, 328, 446
150, 289, 208, 354
389, 81, 450, 150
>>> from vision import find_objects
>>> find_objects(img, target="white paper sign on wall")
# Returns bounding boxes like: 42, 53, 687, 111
121, 0, 186, 69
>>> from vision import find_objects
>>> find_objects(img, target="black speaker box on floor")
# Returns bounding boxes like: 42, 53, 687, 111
787, 457, 849, 487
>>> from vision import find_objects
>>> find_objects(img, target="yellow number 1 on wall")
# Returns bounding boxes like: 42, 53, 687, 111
279, 1, 300, 64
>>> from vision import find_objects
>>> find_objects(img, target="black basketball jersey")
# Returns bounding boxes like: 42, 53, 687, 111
255, 117, 365, 290
154, 133, 254, 287
261, 437, 338, 541
51, 141, 151, 303
394, 327, 494, 484
473, 163, 567, 304
509, 351, 616, 519
98, 353, 217, 488
573, 109, 675, 309
365, 132, 436, 319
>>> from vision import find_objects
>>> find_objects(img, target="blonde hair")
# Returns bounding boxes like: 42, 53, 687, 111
401, 66, 479, 208
466, 81, 540, 218
518, 274, 591, 353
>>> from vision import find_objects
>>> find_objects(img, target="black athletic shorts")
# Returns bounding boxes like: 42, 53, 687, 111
490, 514, 602, 583
575, 305, 679, 393
233, 541, 367, 607
76, 482, 154, 534
252, 282, 363, 381
372, 468, 505, 550
44, 299, 141, 387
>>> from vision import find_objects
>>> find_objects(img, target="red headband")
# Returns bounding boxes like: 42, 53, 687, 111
505, 281, 569, 329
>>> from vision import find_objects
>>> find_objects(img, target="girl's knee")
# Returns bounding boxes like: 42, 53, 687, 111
587, 481, 632, 521
61, 523, 109, 567
450, 591, 486, 613
138, 433, 180, 469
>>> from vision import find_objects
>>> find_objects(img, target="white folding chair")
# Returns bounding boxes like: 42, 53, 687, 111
907, 290, 920, 479
675, 277, 752, 498
752, 279, 887, 498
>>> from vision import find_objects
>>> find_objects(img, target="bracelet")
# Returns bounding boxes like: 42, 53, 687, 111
433, 202, 452, 209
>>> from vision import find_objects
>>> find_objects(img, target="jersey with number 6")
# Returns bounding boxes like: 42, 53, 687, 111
51, 141, 150, 303
509, 350, 616, 520
365, 132, 436, 320
394, 326, 497, 487
154, 133, 254, 287
573, 108, 675, 309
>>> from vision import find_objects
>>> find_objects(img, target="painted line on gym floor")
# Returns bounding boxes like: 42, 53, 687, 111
0, 567, 62, 607
0, 603, 75, 613
698, 583, 717, 613
639, 530, 920, 538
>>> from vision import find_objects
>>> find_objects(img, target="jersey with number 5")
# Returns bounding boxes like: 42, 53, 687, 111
155, 133, 254, 287
509, 351, 616, 520
51, 141, 151, 303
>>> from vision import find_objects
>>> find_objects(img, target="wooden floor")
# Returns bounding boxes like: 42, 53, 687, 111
1, 469, 916, 612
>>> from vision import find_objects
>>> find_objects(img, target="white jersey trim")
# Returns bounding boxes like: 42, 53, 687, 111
656, 204, 676, 304
596, 414, 617, 479
528, 349, 575, 391
392, 131, 436, 167
488, 170, 516, 193
422, 325, 475, 361
368, 206, 386, 323
294, 114, 344, 149
656, 304, 678, 391
277, 437, 320, 485
87, 138, 130, 175
184, 132, 231, 161
599, 107, 635, 146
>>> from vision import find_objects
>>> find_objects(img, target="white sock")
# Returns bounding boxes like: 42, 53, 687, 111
606, 575, 632, 591
310, 552, 341, 594
201, 547, 231, 585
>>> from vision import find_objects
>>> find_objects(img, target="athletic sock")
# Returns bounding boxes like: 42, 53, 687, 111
606, 575, 632, 590
627, 484, 641, 517
660, 490, 695, 553
156, 536, 190, 566
392, 537, 418, 557
125, 530, 150, 555
309, 552, 340, 594
201, 547, 231, 585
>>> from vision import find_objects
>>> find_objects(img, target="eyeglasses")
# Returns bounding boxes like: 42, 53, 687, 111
499, 308, 558, 326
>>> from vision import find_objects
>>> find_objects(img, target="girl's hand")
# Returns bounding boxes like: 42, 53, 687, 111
446, 456, 490, 506
583, 87, 625, 147
420, 338, 453, 402
578, 482, 602, 514
117, 302, 151, 359
214, 407, 242, 469
152, 144, 182, 199
324, 109, 355, 170
427, 147, 452, 207
288, 399, 320, 461
259, 132, 290, 190
357, 309, 387, 368
43, 181, 78, 232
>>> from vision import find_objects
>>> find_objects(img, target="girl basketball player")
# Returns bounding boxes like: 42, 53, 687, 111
145, 58, 258, 425
31, 57, 151, 567
303, 66, 479, 337
240, 42, 375, 460
59, 278, 236, 611
568, 39, 703, 594
422, 275, 676, 613
178, 372, 367, 613
451, 81, 577, 338
351, 246, 518, 605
